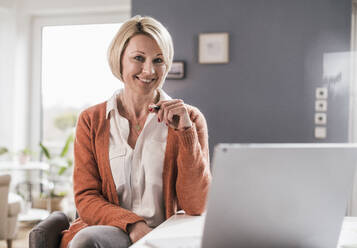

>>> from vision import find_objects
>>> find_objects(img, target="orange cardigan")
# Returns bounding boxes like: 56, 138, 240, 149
60, 102, 211, 248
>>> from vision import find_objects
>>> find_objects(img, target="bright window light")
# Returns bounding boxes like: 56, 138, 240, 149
41, 23, 122, 146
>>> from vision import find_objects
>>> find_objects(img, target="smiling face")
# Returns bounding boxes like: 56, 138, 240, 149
121, 34, 167, 95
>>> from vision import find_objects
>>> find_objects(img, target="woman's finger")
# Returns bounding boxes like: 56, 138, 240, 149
163, 102, 184, 125
155, 99, 183, 123
167, 107, 185, 127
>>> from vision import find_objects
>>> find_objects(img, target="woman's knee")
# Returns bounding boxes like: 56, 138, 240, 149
70, 229, 99, 248
69, 225, 131, 248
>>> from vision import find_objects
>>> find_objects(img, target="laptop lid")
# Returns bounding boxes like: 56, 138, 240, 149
201, 144, 357, 248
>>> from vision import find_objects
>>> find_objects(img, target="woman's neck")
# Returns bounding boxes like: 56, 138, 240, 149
119, 89, 159, 119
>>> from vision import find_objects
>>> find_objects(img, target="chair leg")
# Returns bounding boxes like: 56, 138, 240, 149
6, 239, 12, 248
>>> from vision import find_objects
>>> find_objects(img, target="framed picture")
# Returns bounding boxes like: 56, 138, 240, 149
167, 61, 185, 79
199, 32, 229, 64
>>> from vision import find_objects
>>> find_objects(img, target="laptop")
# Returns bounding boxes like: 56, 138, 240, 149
147, 143, 357, 248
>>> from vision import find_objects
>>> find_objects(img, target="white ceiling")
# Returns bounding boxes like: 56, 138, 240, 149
1, 0, 131, 14
0, 0, 16, 9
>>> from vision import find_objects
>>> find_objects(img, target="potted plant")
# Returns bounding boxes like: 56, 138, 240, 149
0, 147, 9, 161
18, 147, 34, 164
33, 133, 74, 211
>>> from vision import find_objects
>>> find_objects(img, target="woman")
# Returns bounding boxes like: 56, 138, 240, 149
60, 15, 211, 248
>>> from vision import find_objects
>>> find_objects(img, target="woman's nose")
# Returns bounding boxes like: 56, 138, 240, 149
142, 61, 155, 75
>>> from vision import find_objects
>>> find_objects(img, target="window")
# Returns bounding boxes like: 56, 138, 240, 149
40, 23, 123, 198
30, 12, 129, 153
27, 12, 129, 215
41, 23, 122, 149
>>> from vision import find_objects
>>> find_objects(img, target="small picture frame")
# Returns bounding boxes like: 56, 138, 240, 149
167, 61, 185, 79
199, 32, 229, 64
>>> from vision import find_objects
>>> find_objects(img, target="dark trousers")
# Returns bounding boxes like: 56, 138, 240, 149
68, 225, 132, 248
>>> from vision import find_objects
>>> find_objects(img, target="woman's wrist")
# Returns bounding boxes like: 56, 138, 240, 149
177, 124, 192, 131
177, 118, 193, 131
127, 220, 145, 232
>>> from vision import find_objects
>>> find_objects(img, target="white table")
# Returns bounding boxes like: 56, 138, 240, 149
0, 161, 49, 191
130, 214, 357, 248
18, 208, 49, 223
0, 161, 49, 171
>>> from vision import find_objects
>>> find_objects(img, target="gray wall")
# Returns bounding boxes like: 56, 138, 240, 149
132, 0, 352, 154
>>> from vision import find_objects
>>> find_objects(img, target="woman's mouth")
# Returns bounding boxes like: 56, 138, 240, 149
136, 76, 156, 84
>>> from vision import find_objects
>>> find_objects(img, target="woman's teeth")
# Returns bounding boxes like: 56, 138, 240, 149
137, 77, 154, 83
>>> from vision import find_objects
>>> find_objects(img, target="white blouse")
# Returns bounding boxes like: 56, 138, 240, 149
105, 88, 170, 227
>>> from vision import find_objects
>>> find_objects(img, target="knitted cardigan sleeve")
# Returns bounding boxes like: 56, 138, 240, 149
73, 110, 144, 232
174, 106, 212, 215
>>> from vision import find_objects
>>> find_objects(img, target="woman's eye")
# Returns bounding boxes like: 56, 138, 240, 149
134, 56, 144, 62
154, 58, 163, 63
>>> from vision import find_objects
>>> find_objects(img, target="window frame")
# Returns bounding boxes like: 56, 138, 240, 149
30, 11, 129, 152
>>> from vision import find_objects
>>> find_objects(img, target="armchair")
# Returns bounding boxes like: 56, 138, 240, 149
29, 211, 70, 248
0, 174, 22, 248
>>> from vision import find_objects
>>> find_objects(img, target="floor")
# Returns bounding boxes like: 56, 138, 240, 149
0, 222, 34, 248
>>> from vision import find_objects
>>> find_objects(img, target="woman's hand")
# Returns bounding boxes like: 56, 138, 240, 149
149, 99, 192, 130
127, 221, 153, 243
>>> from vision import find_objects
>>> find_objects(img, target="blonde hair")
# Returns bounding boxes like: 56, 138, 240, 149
107, 15, 174, 83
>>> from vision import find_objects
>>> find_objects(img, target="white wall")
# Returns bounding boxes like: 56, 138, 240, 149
0, 0, 130, 154
0, 8, 16, 149
13, 11, 31, 152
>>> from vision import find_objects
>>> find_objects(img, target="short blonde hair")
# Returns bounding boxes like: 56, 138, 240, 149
108, 15, 174, 83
